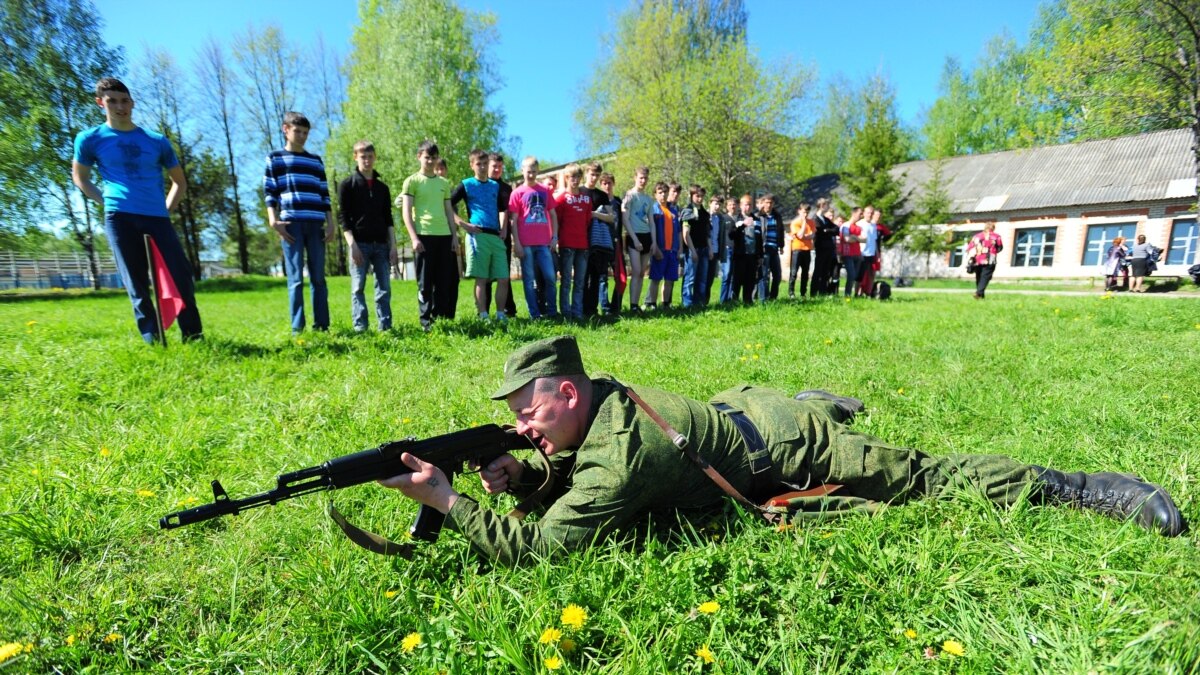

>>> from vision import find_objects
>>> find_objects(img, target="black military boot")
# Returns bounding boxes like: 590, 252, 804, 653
1031, 467, 1184, 536
793, 390, 865, 422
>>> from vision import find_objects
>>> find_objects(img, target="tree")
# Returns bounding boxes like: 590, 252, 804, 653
840, 75, 911, 231
796, 75, 861, 179
905, 158, 954, 278
0, 0, 123, 289
196, 38, 252, 274
232, 24, 303, 153
1037, 0, 1200, 178
331, 0, 508, 202
577, 0, 813, 199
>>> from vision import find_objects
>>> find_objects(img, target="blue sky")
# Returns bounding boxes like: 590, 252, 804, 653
96, 0, 1044, 162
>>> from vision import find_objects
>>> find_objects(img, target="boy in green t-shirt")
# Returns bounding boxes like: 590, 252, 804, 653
398, 139, 460, 331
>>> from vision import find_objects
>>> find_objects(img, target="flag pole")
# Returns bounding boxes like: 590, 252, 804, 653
144, 234, 167, 347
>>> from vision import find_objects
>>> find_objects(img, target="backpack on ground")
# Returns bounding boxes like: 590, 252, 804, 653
873, 280, 891, 300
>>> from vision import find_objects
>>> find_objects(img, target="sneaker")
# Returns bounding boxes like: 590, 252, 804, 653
478, 311, 490, 320
496, 311, 508, 323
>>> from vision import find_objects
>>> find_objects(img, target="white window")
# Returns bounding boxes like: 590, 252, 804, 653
1082, 223, 1137, 266
1012, 227, 1057, 267
1167, 218, 1198, 265
948, 230, 980, 268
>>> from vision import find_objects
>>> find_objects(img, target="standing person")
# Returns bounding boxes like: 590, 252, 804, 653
622, 167, 656, 313
582, 163, 617, 318
787, 204, 815, 299
554, 164, 592, 320
756, 194, 786, 300
856, 206, 879, 297
966, 223, 1003, 299
718, 197, 739, 303
509, 156, 559, 319
433, 158, 449, 178
646, 182, 681, 309
398, 140, 460, 331
338, 140, 397, 332
680, 185, 712, 308
1102, 235, 1129, 292
730, 194, 764, 304
72, 77, 203, 344
263, 111, 336, 334
1128, 234, 1161, 293
486, 153, 519, 319
811, 198, 839, 295
601, 173, 628, 315
706, 195, 731, 305
840, 208, 864, 298
451, 149, 509, 321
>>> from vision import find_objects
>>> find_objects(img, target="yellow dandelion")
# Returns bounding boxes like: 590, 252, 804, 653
897, 387, 904, 395
402, 417, 412, 424
0, 643, 23, 663
697, 601, 720, 615
384, 590, 398, 599
175, 496, 200, 508
544, 655, 562, 670
824, 338, 833, 345
400, 632, 422, 653
845, 298, 851, 303
942, 639, 965, 657
755, 343, 763, 349
26, 320, 37, 327
66, 634, 76, 646
296, 338, 306, 345
751, 354, 759, 360
1194, 323, 1200, 330
559, 637, 577, 653
1163, 394, 1170, 400
561, 604, 587, 630
1054, 308, 1060, 314
30, 469, 39, 476
100, 447, 111, 457
103, 633, 121, 644
539, 627, 562, 644
903, 629, 917, 639
136, 489, 156, 498
820, 531, 834, 539
744, 343, 752, 350
695, 644, 715, 664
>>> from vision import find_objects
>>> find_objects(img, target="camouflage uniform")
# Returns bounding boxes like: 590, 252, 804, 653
447, 378, 1036, 564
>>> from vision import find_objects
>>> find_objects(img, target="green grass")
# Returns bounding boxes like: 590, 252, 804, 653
2, 277, 1199, 673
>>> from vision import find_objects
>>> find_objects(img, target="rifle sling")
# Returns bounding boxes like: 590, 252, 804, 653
327, 443, 557, 557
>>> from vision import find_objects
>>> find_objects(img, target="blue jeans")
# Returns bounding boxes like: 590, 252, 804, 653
842, 256, 862, 296
520, 245, 557, 318
681, 248, 710, 307
717, 253, 733, 302
105, 211, 203, 343
349, 242, 392, 331
558, 247, 589, 319
281, 220, 329, 331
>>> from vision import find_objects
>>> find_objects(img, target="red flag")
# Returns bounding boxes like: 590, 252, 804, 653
148, 237, 186, 331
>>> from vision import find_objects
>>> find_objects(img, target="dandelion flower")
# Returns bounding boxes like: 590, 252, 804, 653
544, 655, 562, 670
66, 634, 76, 646
296, 338, 306, 345
1054, 308, 1060, 314
103, 633, 121, 644
942, 639, 965, 656
384, 590, 398, 599
744, 343, 752, 350
695, 644, 715, 664
697, 601, 720, 615
897, 388, 904, 395
175, 496, 200, 508
561, 604, 587, 630
539, 627, 562, 644
755, 343, 763, 349
903, 629, 917, 639
136, 489, 155, 498
100, 447, 111, 457
824, 338, 833, 345
0, 643, 24, 663
26, 320, 37, 327
751, 354, 759, 360
559, 637, 577, 653
400, 632, 422, 653
402, 417, 412, 424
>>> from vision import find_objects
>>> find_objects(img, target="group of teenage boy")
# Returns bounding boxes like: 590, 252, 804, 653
72, 75, 892, 341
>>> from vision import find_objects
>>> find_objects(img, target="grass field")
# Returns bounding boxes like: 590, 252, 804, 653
2, 277, 1199, 673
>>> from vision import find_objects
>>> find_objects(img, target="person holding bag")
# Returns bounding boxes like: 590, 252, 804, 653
966, 223, 1003, 299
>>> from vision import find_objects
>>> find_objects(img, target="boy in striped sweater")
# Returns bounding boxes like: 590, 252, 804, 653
264, 112, 335, 334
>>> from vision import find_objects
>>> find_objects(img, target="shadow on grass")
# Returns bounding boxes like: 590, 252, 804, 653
0, 288, 126, 303
196, 276, 286, 293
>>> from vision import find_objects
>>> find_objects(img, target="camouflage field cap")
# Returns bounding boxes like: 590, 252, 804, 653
490, 335, 586, 400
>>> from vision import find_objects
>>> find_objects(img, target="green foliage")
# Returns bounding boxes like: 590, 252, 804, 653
839, 76, 910, 229
578, 0, 813, 198
1, 282, 1198, 671
795, 76, 861, 179
905, 158, 954, 278
330, 0, 508, 207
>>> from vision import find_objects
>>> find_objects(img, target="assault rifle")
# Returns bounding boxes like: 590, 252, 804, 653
160, 424, 545, 557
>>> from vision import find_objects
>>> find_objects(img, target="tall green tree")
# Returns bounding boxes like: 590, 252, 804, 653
905, 158, 954, 278
1037, 0, 1200, 177
577, 0, 813, 198
796, 75, 861, 179
0, 0, 122, 287
330, 0, 508, 202
840, 75, 911, 230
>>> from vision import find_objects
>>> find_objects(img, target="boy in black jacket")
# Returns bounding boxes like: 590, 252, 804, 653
338, 141, 398, 331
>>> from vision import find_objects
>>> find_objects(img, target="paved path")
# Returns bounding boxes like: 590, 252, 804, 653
892, 287, 1200, 299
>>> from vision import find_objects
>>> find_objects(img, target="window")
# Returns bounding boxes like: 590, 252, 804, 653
1082, 223, 1137, 266
1166, 219, 1198, 265
948, 230, 980, 268
1012, 227, 1057, 267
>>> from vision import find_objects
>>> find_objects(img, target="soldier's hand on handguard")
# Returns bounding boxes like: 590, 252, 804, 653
479, 454, 524, 494
377, 452, 459, 514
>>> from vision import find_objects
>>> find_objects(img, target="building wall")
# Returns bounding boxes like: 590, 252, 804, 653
882, 200, 1198, 279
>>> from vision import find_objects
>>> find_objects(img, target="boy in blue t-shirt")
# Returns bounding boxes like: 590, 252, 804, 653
451, 148, 510, 320
72, 77, 203, 344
